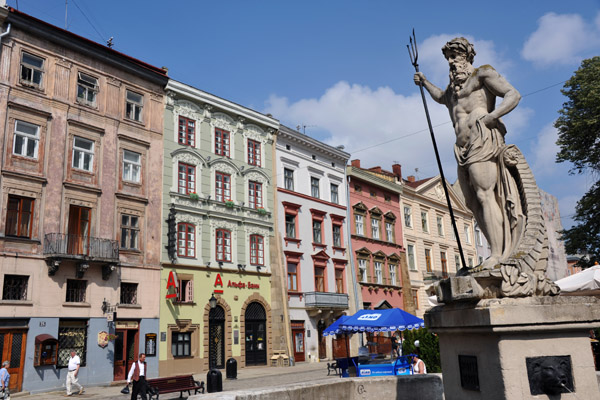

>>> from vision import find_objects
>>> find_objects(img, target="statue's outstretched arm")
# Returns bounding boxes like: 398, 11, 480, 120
414, 72, 446, 105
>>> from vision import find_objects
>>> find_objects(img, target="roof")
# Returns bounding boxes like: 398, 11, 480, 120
6, 7, 168, 86
403, 177, 433, 188
279, 124, 351, 162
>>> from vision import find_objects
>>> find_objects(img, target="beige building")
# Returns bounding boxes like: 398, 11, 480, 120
0, 7, 167, 393
399, 175, 477, 318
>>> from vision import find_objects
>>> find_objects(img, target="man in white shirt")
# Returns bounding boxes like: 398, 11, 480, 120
66, 351, 84, 396
127, 353, 147, 400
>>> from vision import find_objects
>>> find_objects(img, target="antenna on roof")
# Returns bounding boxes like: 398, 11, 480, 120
107, 37, 114, 48
414, 168, 420, 180
65, 0, 68, 30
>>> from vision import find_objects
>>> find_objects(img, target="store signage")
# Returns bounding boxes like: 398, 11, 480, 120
116, 321, 139, 329
166, 271, 179, 299
213, 273, 260, 292
358, 313, 381, 321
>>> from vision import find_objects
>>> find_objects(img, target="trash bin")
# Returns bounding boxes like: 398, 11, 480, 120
226, 357, 237, 379
207, 368, 223, 393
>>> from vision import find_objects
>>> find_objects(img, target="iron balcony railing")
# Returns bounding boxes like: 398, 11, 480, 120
304, 291, 349, 309
43, 233, 119, 262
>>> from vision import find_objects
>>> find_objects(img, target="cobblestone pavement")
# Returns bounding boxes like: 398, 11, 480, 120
12, 362, 337, 399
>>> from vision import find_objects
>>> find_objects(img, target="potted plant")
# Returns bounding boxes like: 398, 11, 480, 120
257, 207, 267, 215
189, 192, 200, 201
225, 200, 235, 208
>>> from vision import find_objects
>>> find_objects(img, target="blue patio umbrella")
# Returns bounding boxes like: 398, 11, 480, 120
323, 315, 350, 336
339, 308, 424, 333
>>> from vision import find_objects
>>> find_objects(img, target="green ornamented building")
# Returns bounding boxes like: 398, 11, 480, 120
159, 80, 281, 375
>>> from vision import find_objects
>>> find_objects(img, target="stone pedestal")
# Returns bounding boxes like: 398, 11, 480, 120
425, 296, 600, 400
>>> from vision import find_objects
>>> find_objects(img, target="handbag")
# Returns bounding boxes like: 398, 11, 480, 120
120, 384, 130, 394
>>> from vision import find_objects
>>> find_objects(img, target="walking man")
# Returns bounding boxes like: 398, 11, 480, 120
66, 351, 84, 396
0, 361, 10, 400
127, 353, 148, 400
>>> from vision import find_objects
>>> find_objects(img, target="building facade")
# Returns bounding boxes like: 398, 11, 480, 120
400, 175, 478, 318
347, 160, 413, 314
539, 189, 568, 281
275, 125, 355, 363
159, 80, 279, 375
0, 7, 167, 393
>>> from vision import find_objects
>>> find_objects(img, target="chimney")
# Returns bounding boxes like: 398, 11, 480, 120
392, 164, 402, 180
351, 159, 361, 168
407, 175, 416, 183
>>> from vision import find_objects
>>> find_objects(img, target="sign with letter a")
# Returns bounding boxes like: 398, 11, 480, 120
166, 270, 178, 299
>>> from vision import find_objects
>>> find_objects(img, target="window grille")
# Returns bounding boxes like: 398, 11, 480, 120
65, 280, 86, 303
58, 320, 87, 367
120, 282, 138, 305
2, 275, 28, 300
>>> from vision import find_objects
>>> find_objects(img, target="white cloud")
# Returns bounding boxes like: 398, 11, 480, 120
531, 123, 560, 177
521, 12, 600, 66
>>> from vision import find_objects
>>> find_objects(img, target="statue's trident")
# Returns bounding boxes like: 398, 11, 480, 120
408, 29, 468, 273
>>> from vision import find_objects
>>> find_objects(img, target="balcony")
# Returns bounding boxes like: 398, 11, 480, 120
304, 292, 349, 310
43, 233, 119, 279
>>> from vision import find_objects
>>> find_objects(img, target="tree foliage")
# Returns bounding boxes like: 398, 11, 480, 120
555, 56, 600, 268
402, 327, 441, 373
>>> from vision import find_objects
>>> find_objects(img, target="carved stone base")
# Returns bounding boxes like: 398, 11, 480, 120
425, 296, 600, 400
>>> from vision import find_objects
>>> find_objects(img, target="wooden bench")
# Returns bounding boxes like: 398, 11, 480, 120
146, 375, 205, 399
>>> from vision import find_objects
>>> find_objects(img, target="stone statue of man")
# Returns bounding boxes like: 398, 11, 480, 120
414, 37, 526, 271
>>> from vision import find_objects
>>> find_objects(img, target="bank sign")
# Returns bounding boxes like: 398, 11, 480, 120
213, 273, 259, 294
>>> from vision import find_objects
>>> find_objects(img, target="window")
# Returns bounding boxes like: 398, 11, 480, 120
120, 282, 138, 305
385, 222, 394, 242
404, 206, 412, 228
468, 257, 474, 268
178, 116, 195, 146
5, 195, 34, 238
285, 214, 296, 238
284, 168, 294, 191
125, 90, 143, 121
287, 263, 298, 291
176, 280, 193, 303
215, 128, 230, 157
374, 262, 383, 284
178, 163, 195, 195
335, 269, 344, 294
250, 235, 264, 265
464, 224, 471, 244
371, 218, 380, 239
123, 150, 141, 183
407, 244, 416, 271
58, 320, 87, 368
120, 214, 139, 250
358, 259, 367, 283
177, 223, 195, 258
65, 279, 86, 303
310, 177, 320, 198
20, 52, 44, 87
216, 229, 231, 262
248, 139, 261, 166
354, 184, 362, 192
312, 220, 322, 243
248, 181, 262, 209
314, 267, 325, 292
355, 214, 364, 235
475, 225, 483, 246
172, 332, 191, 357
215, 172, 231, 202
76, 72, 98, 106
389, 264, 397, 286
331, 184, 339, 204
72, 136, 94, 171
2, 275, 28, 300
437, 216, 444, 236
425, 248, 432, 273
13, 120, 40, 159
412, 289, 419, 309
441, 252, 448, 277
332, 225, 341, 247
421, 211, 429, 233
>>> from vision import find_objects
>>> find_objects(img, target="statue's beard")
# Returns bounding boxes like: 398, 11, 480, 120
449, 61, 471, 92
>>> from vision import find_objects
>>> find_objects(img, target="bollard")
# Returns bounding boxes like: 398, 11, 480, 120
207, 368, 223, 393
226, 357, 237, 379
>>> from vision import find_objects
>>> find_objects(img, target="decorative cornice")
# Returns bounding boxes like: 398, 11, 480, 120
277, 188, 346, 210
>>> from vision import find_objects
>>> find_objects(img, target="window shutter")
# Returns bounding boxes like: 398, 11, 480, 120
186, 280, 193, 302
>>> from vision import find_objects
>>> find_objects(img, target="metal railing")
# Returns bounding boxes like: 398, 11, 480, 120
304, 291, 349, 309
44, 233, 119, 261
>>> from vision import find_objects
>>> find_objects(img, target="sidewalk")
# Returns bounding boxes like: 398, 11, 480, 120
13, 362, 336, 399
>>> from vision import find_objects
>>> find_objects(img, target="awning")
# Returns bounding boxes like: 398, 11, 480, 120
339, 308, 425, 333
35, 334, 57, 344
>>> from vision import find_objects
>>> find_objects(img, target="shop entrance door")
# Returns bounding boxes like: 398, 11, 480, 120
0, 330, 27, 392
113, 326, 138, 381
209, 306, 225, 369
291, 328, 305, 362
244, 303, 266, 366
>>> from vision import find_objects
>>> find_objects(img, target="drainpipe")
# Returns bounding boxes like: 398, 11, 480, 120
345, 170, 363, 346
0, 23, 10, 41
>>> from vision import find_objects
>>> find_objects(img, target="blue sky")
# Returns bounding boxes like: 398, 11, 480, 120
10, 0, 600, 229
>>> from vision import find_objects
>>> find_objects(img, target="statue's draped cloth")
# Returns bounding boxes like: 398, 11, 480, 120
454, 120, 526, 261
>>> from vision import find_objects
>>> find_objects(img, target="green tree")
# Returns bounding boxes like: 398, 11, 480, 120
555, 56, 600, 268
401, 328, 441, 373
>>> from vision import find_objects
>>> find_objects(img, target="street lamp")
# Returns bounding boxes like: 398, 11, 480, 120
209, 293, 217, 309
